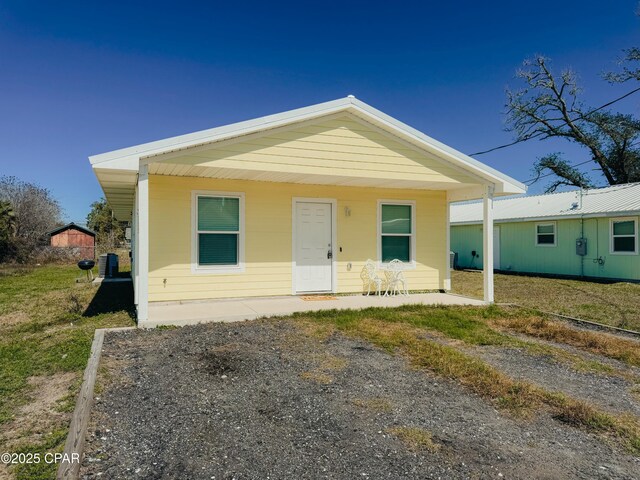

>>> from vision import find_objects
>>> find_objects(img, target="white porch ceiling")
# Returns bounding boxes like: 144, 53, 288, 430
94, 168, 137, 221
147, 162, 479, 192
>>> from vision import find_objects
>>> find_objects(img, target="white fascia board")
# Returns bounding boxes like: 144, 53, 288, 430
347, 98, 526, 195
88, 96, 526, 196
88, 97, 355, 170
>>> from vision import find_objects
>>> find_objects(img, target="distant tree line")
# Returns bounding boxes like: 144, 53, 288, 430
0, 176, 126, 263
0, 176, 62, 262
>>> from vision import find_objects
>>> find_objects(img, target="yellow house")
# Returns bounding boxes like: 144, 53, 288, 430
90, 97, 525, 325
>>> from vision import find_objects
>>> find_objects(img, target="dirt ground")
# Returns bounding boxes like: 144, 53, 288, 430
0, 371, 79, 480
81, 319, 640, 479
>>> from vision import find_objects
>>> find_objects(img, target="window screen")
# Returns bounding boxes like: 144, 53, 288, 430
536, 223, 555, 246
612, 219, 636, 253
197, 196, 240, 265
381, 204, 412, 262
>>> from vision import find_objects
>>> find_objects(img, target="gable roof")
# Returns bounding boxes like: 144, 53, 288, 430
47, 222, 96, 237
91, 96, 526, 220
90, 96, 524, 193
451, 182, 640, 225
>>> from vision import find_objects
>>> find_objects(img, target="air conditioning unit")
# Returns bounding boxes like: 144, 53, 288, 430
450, 251, 459, 270
98, 253, 119, 278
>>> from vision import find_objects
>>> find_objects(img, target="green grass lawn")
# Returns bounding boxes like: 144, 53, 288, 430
0, 264, 134, 480
451, 270, 640, 332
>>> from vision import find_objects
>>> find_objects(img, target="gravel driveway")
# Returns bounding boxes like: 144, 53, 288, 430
471, 344, 640, 418
81, 319, 640, 479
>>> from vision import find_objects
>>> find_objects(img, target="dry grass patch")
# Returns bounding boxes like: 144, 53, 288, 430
351, 397, 393, 413
516, 340, 630, 379
299, 370, 334, 384
0, 372, 78, 449
95, 355, 135, 396
544, 393, 640, 453
387, 427, 441, 453
299, 352, 348, 385
0, 312, 30, 329
319, 353, 348, 371
489, 313, 640, 367
631, 385, 640, 402
295, 320, 337, 341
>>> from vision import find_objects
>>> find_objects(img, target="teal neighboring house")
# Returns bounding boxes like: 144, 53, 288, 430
450, 183, 640, 281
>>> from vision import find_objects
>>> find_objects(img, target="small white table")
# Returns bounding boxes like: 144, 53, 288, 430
378, 263, 409, 296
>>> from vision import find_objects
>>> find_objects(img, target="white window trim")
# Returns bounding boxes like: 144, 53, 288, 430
191, 190, 245, 274
609, 216, 638, 255
377, 200, 417, 268
535, 221, 557, 247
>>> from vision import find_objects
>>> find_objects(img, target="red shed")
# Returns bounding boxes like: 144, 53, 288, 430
48, 223, 96, 259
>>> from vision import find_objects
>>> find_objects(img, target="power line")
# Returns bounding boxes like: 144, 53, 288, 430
522, 159, 594, 185
469, 86, 640, 157
470, 137, 533, 156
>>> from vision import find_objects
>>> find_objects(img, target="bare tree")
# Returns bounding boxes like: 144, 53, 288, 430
506, 56, 640, 192
0, 176, 63, 260
605, 47, 640, 84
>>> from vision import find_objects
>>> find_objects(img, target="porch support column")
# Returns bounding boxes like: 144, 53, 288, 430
137, 163, 149, 323
133, 187, 138, 306
482, 184, 494, 304
444, 192, 451, 291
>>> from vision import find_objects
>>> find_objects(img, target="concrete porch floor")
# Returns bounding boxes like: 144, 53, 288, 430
143, 292, 487, 328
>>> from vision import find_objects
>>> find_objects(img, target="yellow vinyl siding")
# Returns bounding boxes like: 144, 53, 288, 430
152, 116, 475, 185
148, 175, 447, 302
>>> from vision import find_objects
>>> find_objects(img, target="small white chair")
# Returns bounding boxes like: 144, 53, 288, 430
383, 259, 409, 296
360, 259, 384, 296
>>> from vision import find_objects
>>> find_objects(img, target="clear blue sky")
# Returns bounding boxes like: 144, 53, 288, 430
0, 1, 638, 223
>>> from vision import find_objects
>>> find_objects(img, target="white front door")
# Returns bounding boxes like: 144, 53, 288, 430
294, 201, 333, 293
493, 226, 501, 270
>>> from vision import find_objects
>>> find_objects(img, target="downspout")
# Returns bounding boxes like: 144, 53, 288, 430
578, 188, 584, 277
596, 217, 599, 259
580, 215, 584, 277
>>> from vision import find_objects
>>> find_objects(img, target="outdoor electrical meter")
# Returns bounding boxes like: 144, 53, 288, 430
576, 238, 587, 256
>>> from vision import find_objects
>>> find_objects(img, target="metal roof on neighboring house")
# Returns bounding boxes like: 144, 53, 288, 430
451, 182, 640, 224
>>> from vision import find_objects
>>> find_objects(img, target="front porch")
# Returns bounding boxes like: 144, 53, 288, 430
143, 292, 486, 328
90, 97, 526, 323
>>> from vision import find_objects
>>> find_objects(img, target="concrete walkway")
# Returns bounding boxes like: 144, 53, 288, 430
143, 293, 486, 328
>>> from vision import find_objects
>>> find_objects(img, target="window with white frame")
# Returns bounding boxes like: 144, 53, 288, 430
535, 222, 556, 246
379, 202, 415, 263
610, 217, 638, 254
194, 193, 244, 270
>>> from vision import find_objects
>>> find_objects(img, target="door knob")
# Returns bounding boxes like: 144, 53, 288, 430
327, 250, 333, 259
